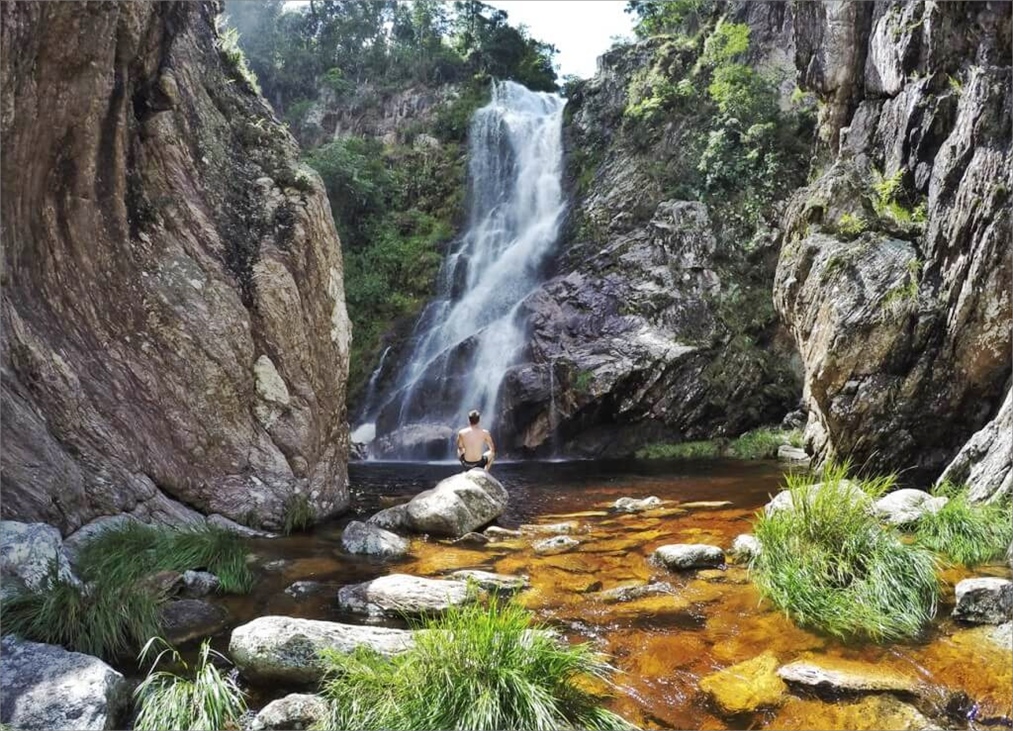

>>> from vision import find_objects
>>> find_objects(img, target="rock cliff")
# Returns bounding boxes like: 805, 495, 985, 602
1, 1, 352, 534
774, 0, 1011, 482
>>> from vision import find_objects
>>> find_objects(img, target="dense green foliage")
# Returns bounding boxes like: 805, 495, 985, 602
913, 483, 1013, 567
134, 638, 247, 731
76, 522, 253, 594
636, 427, 802, 460
223, 0, 557, 114
1, 523, 252, 661
751, 466, 940, 642
1, 566, 160, 661
318, 597, 635, 731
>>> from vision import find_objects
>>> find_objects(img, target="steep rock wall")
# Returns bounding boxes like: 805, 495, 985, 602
774, 0, 1011, 480
0, 1, 352, 534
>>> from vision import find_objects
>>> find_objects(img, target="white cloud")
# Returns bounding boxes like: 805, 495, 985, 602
485, 0, 633, 80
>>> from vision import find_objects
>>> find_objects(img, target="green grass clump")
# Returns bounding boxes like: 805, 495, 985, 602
75, 522, 253, 594
636, 440, 721, 459
637, 428, 802, 460
133, 638, 247, 731
318, 597, 636, 731
751, 465, 939, 642
282, 492, 316, 535
913, 483, 1013, 567
1, 564, 160, 660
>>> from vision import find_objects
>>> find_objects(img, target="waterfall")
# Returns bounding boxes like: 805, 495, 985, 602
361, 80, 565, 457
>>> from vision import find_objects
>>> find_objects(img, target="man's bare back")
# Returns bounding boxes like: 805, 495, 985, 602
457, 411, 495, 471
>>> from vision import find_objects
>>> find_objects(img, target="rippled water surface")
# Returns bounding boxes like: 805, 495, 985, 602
214, 459, 1011, 730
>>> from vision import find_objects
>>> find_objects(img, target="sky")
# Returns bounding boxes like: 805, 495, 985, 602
485, 1, 633, 79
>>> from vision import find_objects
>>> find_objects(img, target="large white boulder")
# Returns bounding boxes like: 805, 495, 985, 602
0, 635, 128, 730
873, 489, 948, 525
405, 469, 508, 537
229, 616, 415, 684
336, 574, 472, 619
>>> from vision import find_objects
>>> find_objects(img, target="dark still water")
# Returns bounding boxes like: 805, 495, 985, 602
209, 459, 1010, 731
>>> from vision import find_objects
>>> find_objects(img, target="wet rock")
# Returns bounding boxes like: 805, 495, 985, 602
873, 490, 948, 526
336, 574, 472, 619
447, 570, 529, 594
777, 656, 919, 696
138, 570, 184, 598
284, 580, 327, 599
181, 570, 221, 598
680, 501, 734, 510
341, 520, 410, 558
730, 534, 762, 562
0, 521, 80, 592
614, 496, 662, 513
250, 693, 329, 731
367, 504, 411, 533
765, 479, 868, 517
771, 694, 939, 731
0, 635, 129, 730
953, 578, 1013, 625
159, 599, 229, 645
520, 521, 578, 535
532, 536, 580, 555
777, 445, 811, 465
451, 531, 490, 547
484, 526, 522, 538
405, 470, 508, 538
230, 616, 414, 684
597, 581, 675, 604
652, 544, 725, 570
700, 651, 787, 715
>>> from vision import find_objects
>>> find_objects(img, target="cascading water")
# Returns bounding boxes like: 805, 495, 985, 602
358, 80, 565, 458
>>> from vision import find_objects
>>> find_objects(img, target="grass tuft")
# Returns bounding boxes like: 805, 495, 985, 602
282, 492, 316, 535
913, 483, 1013, 567
133, 637, 247, 731
317, 597, 637, 731
750, 465, 939, 642
637, 427, 802, 460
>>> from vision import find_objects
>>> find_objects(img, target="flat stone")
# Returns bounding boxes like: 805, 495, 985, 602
953, 578, 1013, 625
447, 570, 529, 594
532, 535, 580, 555
520, 521, 578, 535
873, 489, 948, 525
652, 544, 725, 570
0, 635, 129, 731
250, 693, 328, 731
159, 599, 229, 645
484, 526, 522, 538
680, 501, 734, 509
341, 520, 410, 558
230, 616, 415, 684
336, 574, 472, 619
777, 656, 919, 695
777, 445, 811, 464
613, 496, 662, 512
596, 581, 675, 603
700, 651, 787, 715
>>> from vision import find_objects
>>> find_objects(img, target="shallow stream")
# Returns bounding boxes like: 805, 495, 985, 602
210, 459, 1010, 730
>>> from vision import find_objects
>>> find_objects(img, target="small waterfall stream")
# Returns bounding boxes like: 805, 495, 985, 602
358, 80, 566, 457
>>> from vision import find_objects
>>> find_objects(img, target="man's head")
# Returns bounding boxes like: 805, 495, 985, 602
468, 410, 480, 425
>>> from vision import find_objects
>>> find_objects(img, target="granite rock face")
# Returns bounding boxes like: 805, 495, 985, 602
938, 388, 1012, 503
0, 1, 352, 533
775, 1, 1012, 479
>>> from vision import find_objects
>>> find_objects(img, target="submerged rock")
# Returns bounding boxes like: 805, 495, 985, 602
283, 580, 328, 599
405, 469, 508, 538
614, 496, 662, 513
447, 570, 529, 594
953, 578, 1013, 625
700, 651, 787, 715
652, 544, 725, 570
873, 489, 948, 526
250, 693, 329, 731
770, 694, 938, 731
229, 616, 414, 683
336, 574, 472, 619
159, 599, 229, 645
596, 581, 675, 604
777, 656, 919, 696
0, 635, 129, 730
341, 520, 410, 558
532, 535, 580, 555
520, 521, 579, 535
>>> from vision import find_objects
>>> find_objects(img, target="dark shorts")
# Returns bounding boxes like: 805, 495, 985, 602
460, 455, 488, 469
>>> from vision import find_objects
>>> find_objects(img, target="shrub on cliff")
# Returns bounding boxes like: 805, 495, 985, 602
751, 466, 939, 642
318, 597, 636, 730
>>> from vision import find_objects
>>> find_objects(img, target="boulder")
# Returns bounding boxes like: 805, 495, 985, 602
0, 521, 79, 593
653, 544, 725, 570
730, 534, 762, 562
341, 520, 410, 558
777, 445, 811, 465
367, 504, 411, 533
336, 574, 472, 619
404, 470, 508, 537
699, 651, 787, 715
614, 496, 662, 513
447, 570, 529, 594
229, 616, 414, 684
532, 536, 580, 555
873, 489, 948, 525
952, 578, 1013, 625
250, 693, 329, 731
159, 599, 229, 645
0, 635, 129, 730
777, 656, 919, 695
181, 570, 221, 598
764, 479, 868, 517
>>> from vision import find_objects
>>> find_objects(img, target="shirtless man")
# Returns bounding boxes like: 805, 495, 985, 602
457, 410, 496, 471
